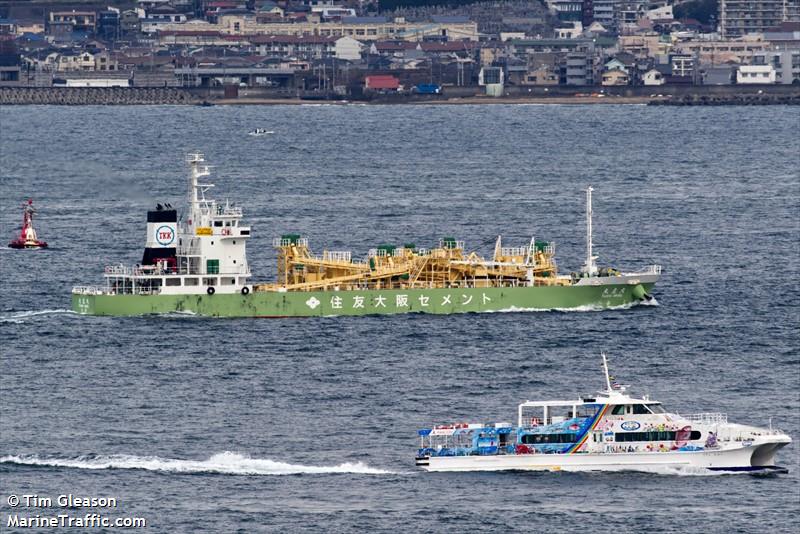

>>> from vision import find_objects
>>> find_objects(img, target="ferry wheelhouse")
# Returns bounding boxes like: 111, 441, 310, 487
415, 355, 791, 473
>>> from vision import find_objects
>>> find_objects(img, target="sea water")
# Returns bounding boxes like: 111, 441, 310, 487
1, 104, 798, 532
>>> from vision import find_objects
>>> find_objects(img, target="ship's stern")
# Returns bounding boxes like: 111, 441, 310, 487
72, 290, 98, 315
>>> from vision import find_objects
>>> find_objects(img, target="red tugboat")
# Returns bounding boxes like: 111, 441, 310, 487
8, 200, 48, 249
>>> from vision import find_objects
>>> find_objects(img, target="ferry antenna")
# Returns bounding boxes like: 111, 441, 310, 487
601, 352, 612, 393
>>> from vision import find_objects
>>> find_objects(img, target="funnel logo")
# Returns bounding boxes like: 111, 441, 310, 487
305, 297, 320, 310
156, 225, 175, 246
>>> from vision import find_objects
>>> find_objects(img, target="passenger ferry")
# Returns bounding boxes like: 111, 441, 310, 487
415, 355, 791, 473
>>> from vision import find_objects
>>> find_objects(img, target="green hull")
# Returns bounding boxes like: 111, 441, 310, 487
72, 283, 655, 317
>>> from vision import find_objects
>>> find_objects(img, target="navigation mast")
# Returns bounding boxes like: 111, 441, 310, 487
582, 186, 598, 276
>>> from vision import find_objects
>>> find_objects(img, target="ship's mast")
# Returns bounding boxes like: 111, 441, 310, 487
582, 186, 598, 276
602, 352, 612, 393
186, 153, 213, 228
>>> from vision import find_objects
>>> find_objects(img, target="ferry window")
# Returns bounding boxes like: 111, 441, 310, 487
165, 278, 181, 286
632, 404, 650, 415
616, 431, 677, 442
611, 405, 625, 415
646, 403, 666, 414
225, 221, 230, 226
240, 230, 250, 235
214, 221, 223, 227
690, 431, 701, 440
521, 434, 577, 445
184, 278, 199, 286
203, 277, 217, 286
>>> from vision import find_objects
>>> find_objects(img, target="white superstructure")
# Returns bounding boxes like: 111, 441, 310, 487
416, 355, 791, 474
74, 153, 252, 297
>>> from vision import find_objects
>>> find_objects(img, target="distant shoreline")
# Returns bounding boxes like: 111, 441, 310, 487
212, 96, 656, 105
1, 87, 798, 106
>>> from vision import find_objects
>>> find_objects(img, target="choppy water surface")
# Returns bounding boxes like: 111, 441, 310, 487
1, 104, 799, 532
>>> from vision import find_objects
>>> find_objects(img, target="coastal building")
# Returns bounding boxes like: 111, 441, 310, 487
703, 65, 735, 84
364, 74, 400, 92
736, 64, 777, 83
642, 68, 664, 85
0, 40, 22, 86
565, 52, 593, 85
508, 38, 595, 56
522, 64, 560, 85
334, 36, 364, 61
720, 0, 800, 38
670, 54, 696, 80
672, 36, 773, 65
752, 49, 799, 83
154, 14, 479, 42
48, 11, 97, 34
546, 0, 584, 21
50, 50, 118, 72
601, 68, 629, 85
249, 35, 336, 59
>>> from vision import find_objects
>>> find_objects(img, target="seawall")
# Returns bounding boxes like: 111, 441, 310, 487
1, 85, 798, 105
0, 87, 199, 105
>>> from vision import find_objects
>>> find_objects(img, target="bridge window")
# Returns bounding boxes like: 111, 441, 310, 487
612, 405, 625, 415
632, 404, 650, 415
214, 221, 223, 227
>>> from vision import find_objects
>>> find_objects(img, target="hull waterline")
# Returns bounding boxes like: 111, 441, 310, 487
72, 282, 656, 317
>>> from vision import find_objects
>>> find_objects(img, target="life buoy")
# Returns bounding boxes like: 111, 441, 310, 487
207, 287, 215, 295
241, 286, 250, 295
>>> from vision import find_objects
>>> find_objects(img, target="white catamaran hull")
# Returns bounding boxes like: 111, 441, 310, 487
417, 440, 788, 473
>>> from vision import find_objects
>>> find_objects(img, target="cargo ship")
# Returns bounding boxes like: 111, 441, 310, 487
71, 153, 661, 317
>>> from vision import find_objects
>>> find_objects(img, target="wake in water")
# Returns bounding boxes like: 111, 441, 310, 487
0, 309, 77, 324
489, 298, 659, 314
0, 452, 393, 476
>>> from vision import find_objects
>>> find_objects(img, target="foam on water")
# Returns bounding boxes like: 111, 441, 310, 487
490, 300, 652, 314
0, 452, 394, 476
0, 309, 76, 323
